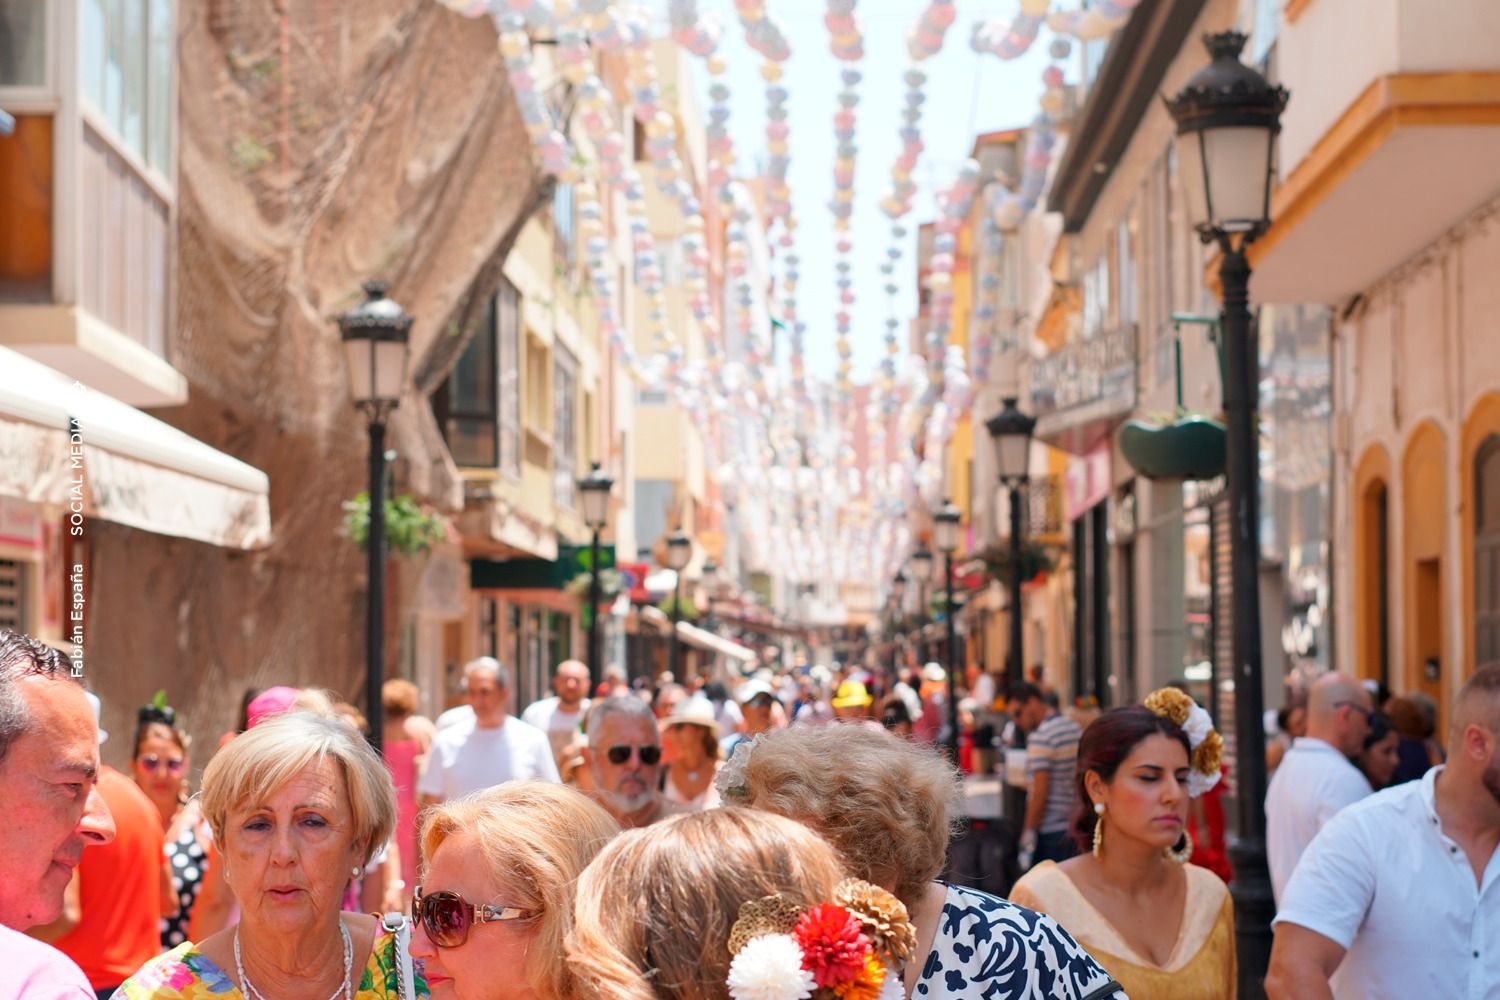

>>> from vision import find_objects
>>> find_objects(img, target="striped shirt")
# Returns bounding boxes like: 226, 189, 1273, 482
1026, 712, 1083, 834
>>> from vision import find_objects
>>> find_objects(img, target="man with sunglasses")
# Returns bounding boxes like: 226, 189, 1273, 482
584, 697, 683, 828
1267, 672, 1374, 903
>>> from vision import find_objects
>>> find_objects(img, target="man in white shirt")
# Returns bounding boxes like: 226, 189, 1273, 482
1265, 671, 1373, 902
1267, 665, 1500, 999
417, 656, 558, 808
521, 658, 591, 769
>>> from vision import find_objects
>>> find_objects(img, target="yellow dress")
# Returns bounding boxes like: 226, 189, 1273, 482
1009, 862, 1236, 999
115, 928, 427, 999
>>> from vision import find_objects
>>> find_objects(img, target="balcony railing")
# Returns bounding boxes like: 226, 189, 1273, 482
1026, 474, 1066, 540
1029, 324, 1138, 438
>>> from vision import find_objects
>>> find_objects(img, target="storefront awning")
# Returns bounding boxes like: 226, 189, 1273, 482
0, 346, 271, 549
640, 605, 757, 665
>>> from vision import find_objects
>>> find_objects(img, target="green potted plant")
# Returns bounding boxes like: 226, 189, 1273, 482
341, 492, 452, 557
977, 542, 1057, 588
1119, 406, 1228, 481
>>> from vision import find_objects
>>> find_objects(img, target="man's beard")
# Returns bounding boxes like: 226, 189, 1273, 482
600, 783, 656, 815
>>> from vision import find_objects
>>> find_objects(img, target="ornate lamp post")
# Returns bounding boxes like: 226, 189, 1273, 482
986, 396, 1036, 691
891, 570, 908, 674
934, 498, 962, 761
910, 546, 933, 666
1166, 30, 1288, 994
578, 462, 613, 691
337, 280, 412, 754
665, 529, 693, 678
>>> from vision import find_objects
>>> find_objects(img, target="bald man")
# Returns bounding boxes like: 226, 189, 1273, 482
521, 659, 592, 768
1265, 672, 1373, 902
1267, 665, 1500, 998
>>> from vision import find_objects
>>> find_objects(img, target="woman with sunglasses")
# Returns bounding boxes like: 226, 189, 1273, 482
413, 781, 618, 1000
132, 696, 223, 950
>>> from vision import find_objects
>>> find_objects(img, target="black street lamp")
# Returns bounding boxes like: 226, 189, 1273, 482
337, 280, 412, 755
934, 498, 962, 762
910, 546, 933, 665
986, 395, 1036, 692
1166, 30, 1288, 996
665, 530, 693, 678
701, 558, 720, 634
578, 462, 613, 692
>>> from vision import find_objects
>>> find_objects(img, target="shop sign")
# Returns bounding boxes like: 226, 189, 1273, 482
1065, 442, 1112, 522
0, 497, 42, 548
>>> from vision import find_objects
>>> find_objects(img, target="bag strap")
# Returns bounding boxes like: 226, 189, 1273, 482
1079, 980, 1126, 1000
380, 912, 416, 1000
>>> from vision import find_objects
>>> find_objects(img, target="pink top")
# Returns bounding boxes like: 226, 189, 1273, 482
384, 738, 422, 888
0, 923, 92, 1000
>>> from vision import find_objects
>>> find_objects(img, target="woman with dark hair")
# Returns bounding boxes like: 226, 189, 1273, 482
1010, 689, 1236, 998
1354, 711, 1400, 790
130, 696, 226, 949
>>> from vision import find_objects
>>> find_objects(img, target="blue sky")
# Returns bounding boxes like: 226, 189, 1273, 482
647, 1, 1051, 381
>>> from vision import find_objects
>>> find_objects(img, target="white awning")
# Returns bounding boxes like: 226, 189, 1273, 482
640, 605, 756, 665
0, 346, 271, 549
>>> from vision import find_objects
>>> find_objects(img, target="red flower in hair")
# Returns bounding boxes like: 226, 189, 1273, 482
792, 904, 873, 988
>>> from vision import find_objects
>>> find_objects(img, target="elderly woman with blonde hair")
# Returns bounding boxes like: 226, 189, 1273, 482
719, 725, 1124, 999
119, 710, 425, 999
568, 809, 916, 1000
411, 781, 618, 1000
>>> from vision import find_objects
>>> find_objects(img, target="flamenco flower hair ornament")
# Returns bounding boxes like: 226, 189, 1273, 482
725, 880, 915, 1000
1144, 687, 1224, 798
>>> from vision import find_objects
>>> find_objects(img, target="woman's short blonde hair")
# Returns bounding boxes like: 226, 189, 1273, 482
201, 710, 395, 866
739, 724, 963, 909
422, 782, 618, 1000
567, 809, 845, 1000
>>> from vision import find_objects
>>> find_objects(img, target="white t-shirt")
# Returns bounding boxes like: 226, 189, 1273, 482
520, 696, 590, 766
0, 923, 92, 999
1275, 766, 1500, 999
1265, 736, 1372, 902
434, 704, 475, 732
416, 715, 559, 801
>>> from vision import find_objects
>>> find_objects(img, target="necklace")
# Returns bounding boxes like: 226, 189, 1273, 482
234, 920, 353, 1000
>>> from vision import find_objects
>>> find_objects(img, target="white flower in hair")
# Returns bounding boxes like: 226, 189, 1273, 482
726, 933, 816, 1000
877, 970, 906, 1000
1188, 765, 1222, 799
1182, 704, 1214, 748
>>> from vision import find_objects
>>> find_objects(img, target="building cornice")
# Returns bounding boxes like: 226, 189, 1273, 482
1047, 0, 1209, 233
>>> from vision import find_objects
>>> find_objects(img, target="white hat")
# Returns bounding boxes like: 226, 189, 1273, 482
735, 679, 775, 704
662, 696, 722, 737
922, 662, 947, 683
85, 691, 108, 745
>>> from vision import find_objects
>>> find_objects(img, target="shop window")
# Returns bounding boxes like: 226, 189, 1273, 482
1475, 436, 1500, 669
0, 558, 28, 632
0, 113, 52, 300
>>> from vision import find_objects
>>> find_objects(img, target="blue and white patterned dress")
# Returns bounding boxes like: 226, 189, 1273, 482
914, 883, 1128, 999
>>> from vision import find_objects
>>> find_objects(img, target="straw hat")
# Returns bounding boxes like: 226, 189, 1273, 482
662, 695, 722, 737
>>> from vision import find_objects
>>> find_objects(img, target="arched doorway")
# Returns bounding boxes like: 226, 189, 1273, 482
1476, 435, 1500, 671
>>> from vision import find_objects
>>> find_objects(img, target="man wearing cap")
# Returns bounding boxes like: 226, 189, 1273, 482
0, 630, 115, 999
721, 679, 779, 756
831, 680, 883, 730
418, 657, 558, 809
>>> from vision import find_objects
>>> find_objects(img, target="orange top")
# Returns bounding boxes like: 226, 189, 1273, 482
56, 766, 166, 988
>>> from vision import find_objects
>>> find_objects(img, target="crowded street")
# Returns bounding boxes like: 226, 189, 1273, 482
1, 0, 1498, 998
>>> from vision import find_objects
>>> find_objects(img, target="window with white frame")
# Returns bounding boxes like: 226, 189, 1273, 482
0, 2, 48, 88
80, 0, 174, 174
553, 344, 578, 509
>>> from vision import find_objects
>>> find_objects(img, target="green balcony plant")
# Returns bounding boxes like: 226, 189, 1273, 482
341, 492, 451, 557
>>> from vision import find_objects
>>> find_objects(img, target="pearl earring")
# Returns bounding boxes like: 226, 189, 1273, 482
352, 866, 361, 878
1092, 803, 1105, 859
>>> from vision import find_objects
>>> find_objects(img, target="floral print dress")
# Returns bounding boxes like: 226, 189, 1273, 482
117, 927, 427, 999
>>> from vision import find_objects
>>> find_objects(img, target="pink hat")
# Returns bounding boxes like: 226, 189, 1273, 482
246, 686, 300, 729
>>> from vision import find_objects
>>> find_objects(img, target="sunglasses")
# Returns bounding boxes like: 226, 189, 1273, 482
1335, 700, 1374, 723
138, 754, 186, 774
411, 887, 535, 948
605, 744, 662, 766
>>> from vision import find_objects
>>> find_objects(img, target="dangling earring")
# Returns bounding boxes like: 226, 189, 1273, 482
1165, 833, 1193, 864
1092, 803, 1105, 859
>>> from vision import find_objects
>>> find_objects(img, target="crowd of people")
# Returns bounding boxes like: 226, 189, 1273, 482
1, 623, 1496, 999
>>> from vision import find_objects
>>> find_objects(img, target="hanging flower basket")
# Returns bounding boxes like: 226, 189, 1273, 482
1119, 413, 1227, 481
341, 492, 452, 557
